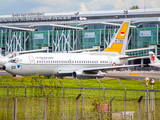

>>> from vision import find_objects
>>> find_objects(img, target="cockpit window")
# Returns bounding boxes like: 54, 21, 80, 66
9, 58, 22, 63
9, 59, 16, 63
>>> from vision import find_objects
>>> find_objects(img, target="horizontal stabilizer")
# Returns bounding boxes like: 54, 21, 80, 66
120, 54, 149, 60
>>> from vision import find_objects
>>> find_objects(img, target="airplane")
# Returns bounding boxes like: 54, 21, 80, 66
148, 51, 160, 68
0, 55, 9, 67
2, 19, 142, 78
0, 53, 15, 67
0, 48, 47, 67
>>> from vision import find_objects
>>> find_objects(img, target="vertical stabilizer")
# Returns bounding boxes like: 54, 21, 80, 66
149, 51, 160, 63
103, 20, 131, 55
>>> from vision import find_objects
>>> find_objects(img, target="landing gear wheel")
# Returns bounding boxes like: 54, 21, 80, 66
12, 75, 16, 77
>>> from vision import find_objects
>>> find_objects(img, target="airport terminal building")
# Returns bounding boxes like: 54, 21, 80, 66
0, 8, 160, 65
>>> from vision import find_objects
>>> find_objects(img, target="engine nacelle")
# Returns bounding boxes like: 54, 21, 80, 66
72, 71, 105, 79
72, 71, 83, 78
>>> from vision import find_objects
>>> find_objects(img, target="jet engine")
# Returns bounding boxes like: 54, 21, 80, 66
72, 71, 105, 79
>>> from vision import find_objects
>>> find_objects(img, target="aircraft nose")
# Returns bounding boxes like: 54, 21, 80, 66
2, 65, 6, 70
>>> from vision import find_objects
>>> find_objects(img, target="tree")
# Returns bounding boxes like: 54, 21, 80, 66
130, 5, 139, 10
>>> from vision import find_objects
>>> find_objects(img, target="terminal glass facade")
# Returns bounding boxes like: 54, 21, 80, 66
0, 23, 159, 56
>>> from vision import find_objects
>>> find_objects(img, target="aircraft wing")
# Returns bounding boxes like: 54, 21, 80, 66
58, 64, 140, 74
120, 54, 149, 60
58, 69, 75, 74
82, 64, 140, 72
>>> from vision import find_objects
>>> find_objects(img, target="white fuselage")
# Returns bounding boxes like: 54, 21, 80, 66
4, 52, 127, 76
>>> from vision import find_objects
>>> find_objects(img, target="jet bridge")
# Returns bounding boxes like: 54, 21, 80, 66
126, 45, 159, 68
4, 48, 48, 58
126, 44, 159, 57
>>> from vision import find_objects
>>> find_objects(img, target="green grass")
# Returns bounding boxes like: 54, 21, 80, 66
0, 74, 160, 100
0, 74, 159, 90
0, 74, 160, 119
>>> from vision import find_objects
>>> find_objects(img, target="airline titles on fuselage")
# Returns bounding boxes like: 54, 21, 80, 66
35, 57, 54, 59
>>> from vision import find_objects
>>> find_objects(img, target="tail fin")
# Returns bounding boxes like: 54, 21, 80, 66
103, 19, 131, 55
149, 51, 160, 63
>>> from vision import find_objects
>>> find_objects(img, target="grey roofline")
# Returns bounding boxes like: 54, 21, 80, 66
29, 24, 84, 30
78, 21, 136, 28
0, 25, 35, 31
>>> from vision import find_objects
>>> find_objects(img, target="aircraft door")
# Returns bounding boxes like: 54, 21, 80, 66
28, 55, 35, 68
108, 56, 112, 64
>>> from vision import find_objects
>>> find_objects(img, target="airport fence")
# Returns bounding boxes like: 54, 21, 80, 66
0, 77, 160, 120
127, 66, 160, 71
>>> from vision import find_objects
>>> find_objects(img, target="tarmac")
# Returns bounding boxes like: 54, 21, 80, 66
0, 70, 160, 80
104, 70, 160, 80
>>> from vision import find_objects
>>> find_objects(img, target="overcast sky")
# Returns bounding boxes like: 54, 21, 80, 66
0, 0, 159, 15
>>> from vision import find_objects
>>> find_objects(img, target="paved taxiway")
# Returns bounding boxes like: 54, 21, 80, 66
104, 71, 160, 80
0, 70, 160, 80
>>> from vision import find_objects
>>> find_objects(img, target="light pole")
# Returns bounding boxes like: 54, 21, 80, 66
124, 9, 128, 18
1, 30, 3, 47
75, 11, 79, 50
156, 24, 159, 45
